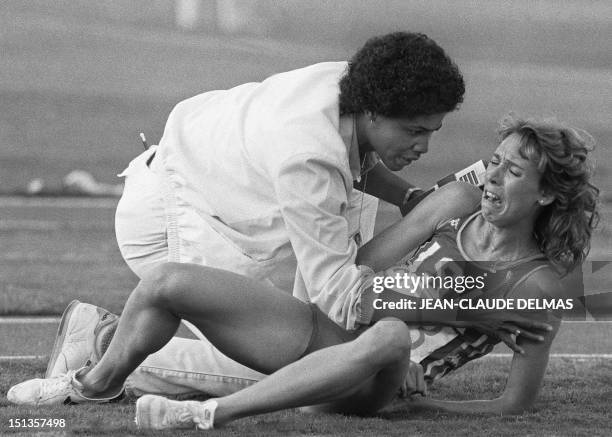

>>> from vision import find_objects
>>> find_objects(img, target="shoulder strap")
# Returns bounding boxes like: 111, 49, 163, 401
505, 259, 555, 297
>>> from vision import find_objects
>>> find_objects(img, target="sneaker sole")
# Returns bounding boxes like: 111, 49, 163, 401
45, 299, 82, 378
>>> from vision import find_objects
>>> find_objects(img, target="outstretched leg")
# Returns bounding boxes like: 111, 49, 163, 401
81, 262, 413, 421
78, 262, 328, 397
209, 319, 413, 426
135, 319, 413, 429
9, 261, 414, 421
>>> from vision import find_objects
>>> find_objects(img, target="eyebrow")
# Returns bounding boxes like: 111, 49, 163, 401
408, 123, 443, 132
492, 152, 525, 170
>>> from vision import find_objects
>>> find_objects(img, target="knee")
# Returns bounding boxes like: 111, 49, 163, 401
136, 262, 191, 307
357, 319, 412, 366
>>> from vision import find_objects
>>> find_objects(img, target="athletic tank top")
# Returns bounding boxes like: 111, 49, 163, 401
399, 211, 552, 383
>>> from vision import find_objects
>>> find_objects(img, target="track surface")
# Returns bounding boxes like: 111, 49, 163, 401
1, 198, 610, 361
1, 318, 610, 360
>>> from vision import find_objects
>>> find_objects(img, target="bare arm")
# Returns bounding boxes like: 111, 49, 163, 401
353, 161, 417, 208
356, 181, 481, 271
354, 182, 481, 324
409, 317, 560, 415
407, 271, 565, 415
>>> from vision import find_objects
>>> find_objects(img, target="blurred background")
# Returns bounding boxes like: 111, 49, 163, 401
1, 0, 610, 210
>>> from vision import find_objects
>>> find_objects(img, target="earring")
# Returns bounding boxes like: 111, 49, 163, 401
538, 199, 545, 205
368, 112, 376, 126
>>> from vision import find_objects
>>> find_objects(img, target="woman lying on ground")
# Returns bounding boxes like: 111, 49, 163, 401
8, 115, 598, 430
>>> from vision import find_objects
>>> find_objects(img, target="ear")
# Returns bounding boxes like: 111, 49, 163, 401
537, 191, 555, 206
365, 110, 377, 123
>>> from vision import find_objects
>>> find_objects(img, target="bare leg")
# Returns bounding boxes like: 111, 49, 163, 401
212, 320, 412, 425
78, 263, 330, 397
79, 262, 412, 422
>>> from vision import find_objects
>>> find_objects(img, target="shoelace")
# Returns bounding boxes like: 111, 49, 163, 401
40, 371, 76, 401
161, 404, 198, 428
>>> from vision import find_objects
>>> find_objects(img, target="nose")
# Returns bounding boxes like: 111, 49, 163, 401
413, 134, 431, 154
486, 162, 503, 186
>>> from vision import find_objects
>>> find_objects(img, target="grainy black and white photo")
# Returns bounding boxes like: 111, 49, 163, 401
1, 1, 610, 435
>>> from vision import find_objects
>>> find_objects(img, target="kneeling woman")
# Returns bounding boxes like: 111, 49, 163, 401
8, 115, 598, 430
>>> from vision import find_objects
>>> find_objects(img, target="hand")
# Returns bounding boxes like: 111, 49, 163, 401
400, 188, 426, 216
450, 310, 553, 354
398, 361, 427, 398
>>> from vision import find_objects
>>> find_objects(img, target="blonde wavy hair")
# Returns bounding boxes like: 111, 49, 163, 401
498, 114, 600, 273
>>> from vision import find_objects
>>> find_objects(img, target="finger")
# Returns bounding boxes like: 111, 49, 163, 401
412, 363, 423, 395
513, 328, 545, 342
416, 364, 427, 396
508, 318, 553, 332
498, 324, 543, 342
406, 362, 426, 396
403, 364, 417, 395
499, 323, 521, 334
498, 332, 525, 354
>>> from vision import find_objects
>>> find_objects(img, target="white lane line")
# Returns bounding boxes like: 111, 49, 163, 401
1, 355, 48, 360
563, 320, 612, 323
2, 354, 612, 361
0, 318, 608, 325
0, 219, 111, 231
0, 317, 60, 324
485, 353, 612, 359
0, 197, 118, 208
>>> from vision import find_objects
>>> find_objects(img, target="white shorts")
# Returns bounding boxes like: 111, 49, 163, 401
115, 147, 169, 279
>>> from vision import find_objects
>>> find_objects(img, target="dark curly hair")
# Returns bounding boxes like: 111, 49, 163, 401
498, 114, 600, 273
339, 32, 465, 118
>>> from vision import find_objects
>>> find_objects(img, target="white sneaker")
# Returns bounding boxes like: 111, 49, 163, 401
6, 368, 111, 406
46, 300, 118, 378
135, 395, 218, 430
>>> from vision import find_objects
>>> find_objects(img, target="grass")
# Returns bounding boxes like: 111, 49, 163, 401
1, 358, 611, 436
1, 200, 610, 435
0, 224, 136, 315
1, 3, 611, 436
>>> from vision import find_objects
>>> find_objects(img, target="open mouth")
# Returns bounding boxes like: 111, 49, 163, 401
483, 189, 503, 207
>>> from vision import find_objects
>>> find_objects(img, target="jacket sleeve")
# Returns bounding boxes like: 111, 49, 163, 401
274, 152, 374, 330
